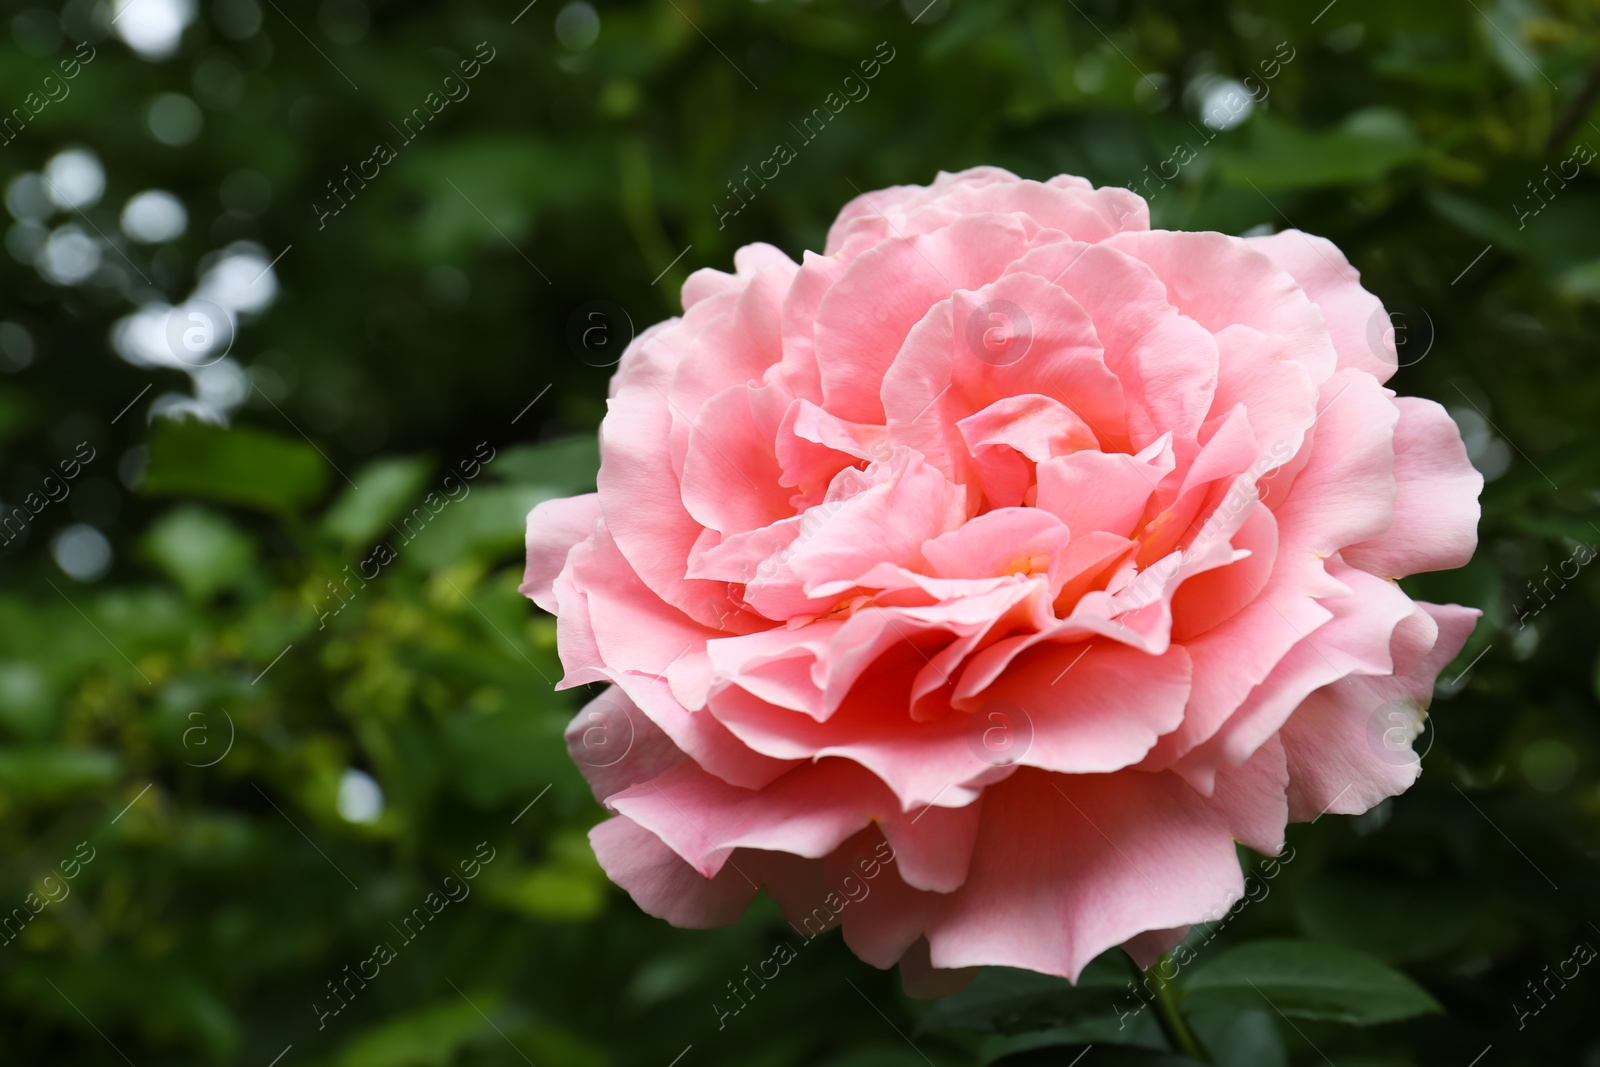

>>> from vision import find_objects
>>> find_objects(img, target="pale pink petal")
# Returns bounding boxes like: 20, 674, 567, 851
827, 167, 1050, 254
1245, 228, 1397, 383
1009, 242, 1218, 452
589, 816, 756, 928
684, 569, 1045, 734
1171, 499, 1279, 642
815, 213, 1032, 424
926, 769, 1248, 982
1281, 602, 1479, 820
786, 449, 968, 598
929, 178, 1147, 243
832, 852, 948, 968
1122, 926, 1190, 970
1053, 531, 1141, 612
1177, 558, 1418, 789
609, 758, 982, 892
956, 394, 1098, 508
708, 667, 1002, 810
679, 383, 794, 536
945, 272, 1128, 445
921, 507, 1073, 580
773, 250, 845, 403
699, 621, 843, 717
746, 849, 837, 937
668, 248, 796, 421
1210, 734, 1290, 855
1035, 434, 1174, 540
974, 641, 1192, 774
1104, 229, 1338, 388
565, 686, 685, 804
609, 669, 797, 790
1343, 397, 1483, 578
598, 370, 748, 630
773, 398, 890, 502
567, 526, 727, 677
882, 268, 1129, 501
520, 493, 600, 613
1145, 513, 1333, 768
1204, 327, 1318, 473
1271, 369, 1399, 557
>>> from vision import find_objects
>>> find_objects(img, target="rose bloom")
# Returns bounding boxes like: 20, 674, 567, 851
523, 168, 1481, 991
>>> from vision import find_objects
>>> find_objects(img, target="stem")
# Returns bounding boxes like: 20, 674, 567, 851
1135, 952, 1210, 1063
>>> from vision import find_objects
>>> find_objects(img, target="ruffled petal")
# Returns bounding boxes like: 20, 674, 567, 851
608, 758, 982, 892
926, 768, 1248, 982
520, 493, 600, 613
1281, 602, 1479, 820
565, 686, 685, 804
1245, 228, 1396, 383
1343, 398, 1482, 579
589, 816, 756, 928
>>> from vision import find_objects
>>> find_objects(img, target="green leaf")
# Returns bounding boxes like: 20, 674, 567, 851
398, 485, 557, 569
493, 436, 601, 493
140, 507, 257, 599
0, 747, 120, 800
1557, 257, 1600, 302
142, 418, 328, 516
816, 1047, 940, 1067
1187, 1007, 1287, 1067
1179, 940, 1441, 1025
441, 706, 568, 806
321, 456, 433, 548
1427, 187, 1528, 252
0, 661, 54, 739
482, 834, 608, 921
336, 999, 488, 1067
917, 956, 1129, 1037
389, 136, 610, 263
1215, 110, 1423, 190
977, 1013, 1168, 1064
987, 1044, 1204, 1067
1290, 874, 1478, 964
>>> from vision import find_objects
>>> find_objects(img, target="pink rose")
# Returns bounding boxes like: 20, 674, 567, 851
523, 167, 1482, 990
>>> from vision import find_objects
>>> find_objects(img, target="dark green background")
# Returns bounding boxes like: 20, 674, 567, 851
1, 0, 1597, 1064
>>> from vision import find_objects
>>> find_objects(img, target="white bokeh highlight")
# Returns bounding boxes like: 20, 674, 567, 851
110, 0, 197, 61
43, 149, 105, 210
121, 190, 188, 243
337, 769, 384, 824
53, 525, 113, 581
37, 226, 101, 285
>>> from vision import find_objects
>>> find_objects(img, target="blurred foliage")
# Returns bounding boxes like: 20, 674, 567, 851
1, 0, 1599, 1064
